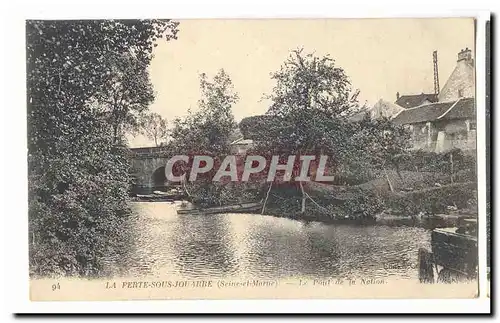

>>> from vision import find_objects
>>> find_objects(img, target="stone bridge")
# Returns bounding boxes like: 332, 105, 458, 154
129, 147, 174, 194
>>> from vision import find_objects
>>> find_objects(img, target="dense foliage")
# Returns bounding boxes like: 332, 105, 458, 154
253, 49, 410, 213
170, 69, 238, 154
169, 69, 240, 206
92, 53, 156, 142
27, 20, 179, 276
386, 182, 477, 216
398, 148, 476, 177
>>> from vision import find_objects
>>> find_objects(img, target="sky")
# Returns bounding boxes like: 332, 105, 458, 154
129, 18, 475, 147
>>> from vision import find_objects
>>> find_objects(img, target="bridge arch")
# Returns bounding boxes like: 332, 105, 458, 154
152, 166, 167, 187
129, 147, 173, 194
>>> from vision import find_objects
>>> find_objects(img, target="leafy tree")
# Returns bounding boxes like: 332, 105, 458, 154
170, 69, 238, 154
141, 112, 169, 147
257, 49, 364, 213
169, 69, 239, 205
91, 53, 155, 142
254, 49, 411, 216
27, 19, 179, 276
350, 115, 411, 182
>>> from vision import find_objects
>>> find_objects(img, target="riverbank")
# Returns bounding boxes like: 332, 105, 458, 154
257, 205, 476, 229
251, 179, 477, 228
140, 197, 476, 230
129, 171, 477, 229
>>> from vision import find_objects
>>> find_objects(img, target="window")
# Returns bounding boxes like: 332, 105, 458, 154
458, 88, 464, 98
469, 122, 476, 131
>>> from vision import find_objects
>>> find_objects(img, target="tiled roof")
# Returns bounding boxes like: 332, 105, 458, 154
441, 97, 475, 120
395, 93, 438, 109
348, 109, 370, 122
392, 98, 475, 125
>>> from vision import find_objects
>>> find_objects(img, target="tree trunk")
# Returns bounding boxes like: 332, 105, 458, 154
394, 162, 403, 180
384, 168, 394, 192
113, 124, 118, 144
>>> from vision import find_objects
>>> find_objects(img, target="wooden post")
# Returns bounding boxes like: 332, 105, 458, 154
261, 181, 273, 214
182, 178, 192, 198
418, 248, 435, 283
450, 152, 454, 183
426, 122, 432, 149
299, 180, 306, 213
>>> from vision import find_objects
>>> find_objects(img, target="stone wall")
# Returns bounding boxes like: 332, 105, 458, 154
438, 60, 475, 102
131, 156, 169, 188
408, 119, 475, 153
371, 99, 404, 119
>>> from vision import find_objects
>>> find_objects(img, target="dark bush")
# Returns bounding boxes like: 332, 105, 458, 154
453, 168, 476, 183
387, 182, 477, 216
338, 188, 385, 219
29, 141, 133, 277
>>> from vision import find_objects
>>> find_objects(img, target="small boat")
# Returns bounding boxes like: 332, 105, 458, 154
177, 202, 262, 215
136, 194, 154, 199
153, 190, 170, 196
135, 194, 175, 202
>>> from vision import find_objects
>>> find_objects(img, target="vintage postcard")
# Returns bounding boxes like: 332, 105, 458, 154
26, 17, 487, 303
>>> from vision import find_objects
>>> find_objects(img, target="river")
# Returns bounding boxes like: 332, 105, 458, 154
104, 202, 432, 281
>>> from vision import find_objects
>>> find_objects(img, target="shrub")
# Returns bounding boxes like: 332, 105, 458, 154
386, 182, 477, 216
29, 143, 133, 277
338, 188, 385, 219
454, 168, 476, 183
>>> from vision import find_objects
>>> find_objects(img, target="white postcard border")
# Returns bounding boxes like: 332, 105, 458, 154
2, 0, 493, 315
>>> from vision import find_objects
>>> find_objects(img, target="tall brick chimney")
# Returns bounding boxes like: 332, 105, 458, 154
457, 47, 472, 63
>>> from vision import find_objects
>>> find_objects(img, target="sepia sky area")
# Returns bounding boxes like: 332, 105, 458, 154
130, 18, 474, 147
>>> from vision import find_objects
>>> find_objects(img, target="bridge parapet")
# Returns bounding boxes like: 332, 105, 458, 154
129, 146, 173, 159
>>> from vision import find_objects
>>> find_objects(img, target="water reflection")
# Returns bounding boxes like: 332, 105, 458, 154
105, 202, 431, 281
170, 214, 238, 278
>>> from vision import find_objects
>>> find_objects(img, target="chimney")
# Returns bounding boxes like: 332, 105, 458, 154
457, 47, 472, 63
396, 92, 400, 100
